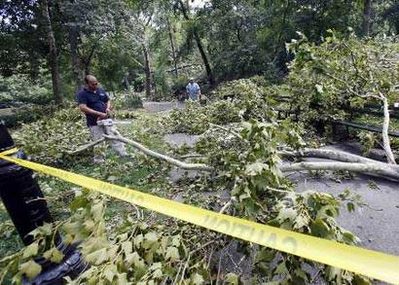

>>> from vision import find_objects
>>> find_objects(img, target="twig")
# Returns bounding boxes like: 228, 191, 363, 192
209, 123, 243, 140
66, 138, 105, 155
25, 197, 47, 204
189, 240, 215, 255
219, 197, 237, 214
179, 254, 191, 285
216, 251, 223, 285
173, 262, 184, 285
130, 203, 142, 219
265, 186, 294, 194
227, 252, 242, 273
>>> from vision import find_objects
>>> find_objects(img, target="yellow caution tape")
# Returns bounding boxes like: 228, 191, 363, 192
0, 149, 398, 284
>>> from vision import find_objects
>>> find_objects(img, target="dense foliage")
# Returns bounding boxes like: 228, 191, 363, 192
287, 32, 399, 127
2, 0, 399, 100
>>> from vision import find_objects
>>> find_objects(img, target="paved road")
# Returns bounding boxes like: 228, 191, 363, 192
142, 101, 184, 113
293, 171, 399, 256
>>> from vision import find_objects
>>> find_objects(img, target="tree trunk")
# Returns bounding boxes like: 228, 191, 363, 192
68, 24, 83, 91
193, 32, 214, 85
381, 95, 396, 164
83, 44, 97, 75
41, 0, 62, 104
167, 17, 178, 77
362, 0, 372, 36
280, 161, 399, 180
142, 43, 152, 99
104, 135, 213, 171
178, 0, 214, 85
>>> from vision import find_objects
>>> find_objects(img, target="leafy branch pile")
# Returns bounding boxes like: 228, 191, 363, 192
0, 193, 228, 285
13, 106, 91, 165
167, 77, 275, 135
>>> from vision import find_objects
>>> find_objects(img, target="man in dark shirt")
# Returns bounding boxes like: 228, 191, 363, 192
77, 75, 128, 163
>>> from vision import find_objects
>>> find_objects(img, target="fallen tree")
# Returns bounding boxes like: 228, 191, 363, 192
68, 131, 399, 180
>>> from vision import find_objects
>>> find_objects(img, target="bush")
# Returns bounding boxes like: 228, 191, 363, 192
113, 91, 143, 110
0, 104, 59, 128
0, 73, 53, 105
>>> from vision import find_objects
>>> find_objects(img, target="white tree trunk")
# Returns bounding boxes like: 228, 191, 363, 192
280, 161, 399, 180
381, 95, 397, 164
104, 135, 213, 172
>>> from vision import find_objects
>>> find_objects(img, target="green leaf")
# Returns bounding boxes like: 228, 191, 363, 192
90, 203, 104, 221
22, 243, 39, 259
19, 260, 42, 280
225, 273, 239, 284
134, 234, 144, 247
315, 84, 324, 94
103, 265, 116, 282
191, 273, 204, 285
353, 275, 372, 285
347, 202, 355, 213
85, 248, 108, 265
255, 248, 275, 263
107, 176, 118, 182
171, 235, 181, 247
275, 261, 288, 275
276, 208, 297, 223
153, 268, 163, 279
126, 252, 145, 268
165, 246, 180, 262
143, 232, 158, 249
310, 219, 331, 237
43, 248, 64, 263
116, 273, 127, 285
245, 162, 268, 176
121, 241, 133, 254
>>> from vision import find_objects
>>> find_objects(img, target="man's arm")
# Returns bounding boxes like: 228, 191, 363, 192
196, 83, 201, 99
79, 104, 107, 119
105, 100, 111, 114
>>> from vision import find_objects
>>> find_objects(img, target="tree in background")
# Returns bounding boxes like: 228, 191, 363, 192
60, 0, 127, 91
40, 0, 62, 104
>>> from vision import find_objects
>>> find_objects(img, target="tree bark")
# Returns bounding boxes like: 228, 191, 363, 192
167, 17, 178, 77
193, 32, 214, 85
178, 0, 214, 85
142, 43, 152, 100
104, 135, 213, 171
83, 44, 97, 75
68, 24, 83, 91
279, 148, 398, 167
41, 0, 62, 104
380, 95, 396, 164
362, 0, 372, 37
280, 161, 399, 180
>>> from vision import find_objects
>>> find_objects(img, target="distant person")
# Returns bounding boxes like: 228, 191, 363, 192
76, 75, 128, 163
186, 78, 201, 101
